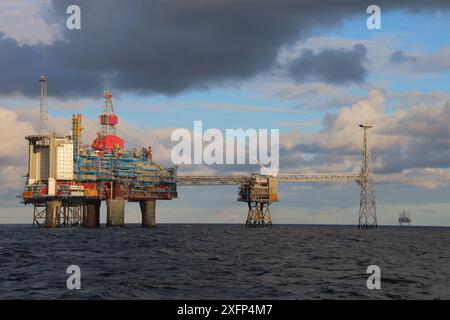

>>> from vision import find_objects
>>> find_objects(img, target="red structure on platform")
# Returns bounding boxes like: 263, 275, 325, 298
92, 89, 124, 152
92, 133, 124, 152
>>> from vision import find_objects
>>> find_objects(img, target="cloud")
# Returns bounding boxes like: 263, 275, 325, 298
390, 50, 417, 64
276, 89, 450, 189
279, 35, 450, 79
0, 0, 59, 45
0, 106, 33, 163
0, 32, 104, 97
0, 106, 34, 200
389, 91, 449, 109
414, 47, 450, 73
286, 44, 369, 84
377, 168, 450, 189
0, 0, 448, 97
388, 47, 450, 73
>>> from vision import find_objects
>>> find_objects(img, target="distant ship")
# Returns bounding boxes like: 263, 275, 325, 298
398, 209, 411, 226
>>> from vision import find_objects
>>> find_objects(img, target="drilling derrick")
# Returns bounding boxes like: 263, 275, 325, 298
358, 123, 377, 229
92, 89, 124, 152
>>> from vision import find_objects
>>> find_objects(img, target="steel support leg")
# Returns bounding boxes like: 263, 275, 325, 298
245, 202, 273, 227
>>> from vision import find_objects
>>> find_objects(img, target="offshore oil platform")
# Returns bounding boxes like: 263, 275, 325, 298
21, 75, 377, 229
22, 75, 177, 228
398, 210, 411, 226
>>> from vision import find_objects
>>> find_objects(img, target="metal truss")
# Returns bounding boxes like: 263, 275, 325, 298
358, 123, 377, 229
177, 175, 249, 185
245, 202, 272, 228
33, 205, 47, 227
277, 173, 361, 183
177, 173, 361, 185
61, 204, 82, 227
32, 202, 82, 228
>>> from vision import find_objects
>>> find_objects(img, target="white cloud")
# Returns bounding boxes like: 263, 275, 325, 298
276, 89, 450, 192
0, 0, 60, 45
0, 106, 33, 162
376, 168, 450, 189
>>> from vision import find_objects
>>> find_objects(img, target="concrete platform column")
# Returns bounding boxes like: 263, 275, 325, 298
139, 200, 156, 228
82, 199, 101, 228
45, 200, 61, 228
106, 199, 126, 227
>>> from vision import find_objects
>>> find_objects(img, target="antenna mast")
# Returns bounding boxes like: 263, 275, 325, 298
39, 75, 48, 135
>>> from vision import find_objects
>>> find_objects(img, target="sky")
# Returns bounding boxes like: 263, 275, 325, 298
0, 0, 449, 225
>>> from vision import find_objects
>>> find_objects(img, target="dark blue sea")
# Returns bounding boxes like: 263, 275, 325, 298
0, 224, 449, 299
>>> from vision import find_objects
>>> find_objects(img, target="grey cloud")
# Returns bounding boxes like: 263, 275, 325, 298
0, 32, 103, 97
376, 147, 450, 174
389, 48, 450, 73
0, 0, 449, 97
286, 44, 369, 84
390, 50, 417, 64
